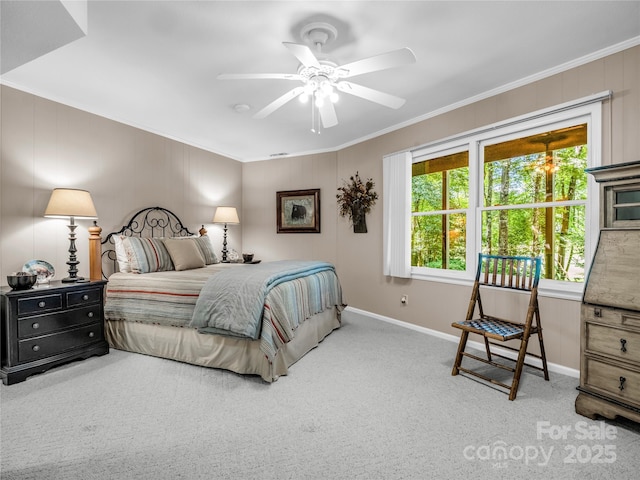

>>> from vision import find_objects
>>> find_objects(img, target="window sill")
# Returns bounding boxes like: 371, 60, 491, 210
537, 281, 584, 302
411, 269, 584, 302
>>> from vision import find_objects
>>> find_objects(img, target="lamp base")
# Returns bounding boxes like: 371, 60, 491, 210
61, 276, 84, 283
62, 220, 83, 283
220, 223, 230, 263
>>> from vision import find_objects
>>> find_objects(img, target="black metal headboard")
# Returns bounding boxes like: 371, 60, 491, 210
102, 206, 195, 278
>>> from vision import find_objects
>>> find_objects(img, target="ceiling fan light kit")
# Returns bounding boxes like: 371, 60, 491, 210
218, 20, 416, 133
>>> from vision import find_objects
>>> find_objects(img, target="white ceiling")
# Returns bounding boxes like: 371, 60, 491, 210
2, 1, 639, 162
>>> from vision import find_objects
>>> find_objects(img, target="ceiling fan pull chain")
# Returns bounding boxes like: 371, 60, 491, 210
310, 100, 315, 133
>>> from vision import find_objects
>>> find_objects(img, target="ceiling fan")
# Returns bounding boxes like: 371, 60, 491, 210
218, 22, 416, 131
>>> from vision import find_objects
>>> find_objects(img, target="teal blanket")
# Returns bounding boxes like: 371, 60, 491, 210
189, 260, 336, 339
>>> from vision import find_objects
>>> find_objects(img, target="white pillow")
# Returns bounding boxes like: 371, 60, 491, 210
113, 235, 130, 273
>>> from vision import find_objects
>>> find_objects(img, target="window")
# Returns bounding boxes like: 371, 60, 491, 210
384, 94, 607, 298
412, 149, 469, 270
480, 124, 588, 281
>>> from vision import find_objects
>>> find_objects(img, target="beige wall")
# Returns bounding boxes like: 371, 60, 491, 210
1, 46, 638, 372
241, 152, 338, 264
243, 45, 640, 372
0, 86, 242, 281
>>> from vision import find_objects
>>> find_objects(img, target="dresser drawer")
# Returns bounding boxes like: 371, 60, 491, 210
586, 323, 640, 364
17, 305, 101, 339
584, 357, 640, 409
18, 323, 104, 363
582, 304, 640, 329
67, 288, 102, 307
17, 293, 63, 316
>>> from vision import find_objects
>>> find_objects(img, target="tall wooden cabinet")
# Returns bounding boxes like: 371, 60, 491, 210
576, 160, 640, 423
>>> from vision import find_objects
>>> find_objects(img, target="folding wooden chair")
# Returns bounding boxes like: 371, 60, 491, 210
451, 254, 549, 400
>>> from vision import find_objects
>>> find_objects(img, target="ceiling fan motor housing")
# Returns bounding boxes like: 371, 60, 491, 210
300, 22, 338, 51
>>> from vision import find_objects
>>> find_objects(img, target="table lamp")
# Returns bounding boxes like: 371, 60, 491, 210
44, 188, 98, 282
213, 206, 239, 263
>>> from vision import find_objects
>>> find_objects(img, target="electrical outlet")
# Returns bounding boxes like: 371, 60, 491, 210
401, 294, 408, 305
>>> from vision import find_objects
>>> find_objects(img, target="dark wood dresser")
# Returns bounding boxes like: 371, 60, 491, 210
576, 160, 640, 423
1, 279, 108, 385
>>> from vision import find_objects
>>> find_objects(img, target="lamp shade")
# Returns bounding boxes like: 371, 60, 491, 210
213, 206, 239, 224
44, 188, 98, 218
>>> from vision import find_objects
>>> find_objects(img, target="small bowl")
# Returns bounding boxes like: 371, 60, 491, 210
242, 253, 254, 263
7, 274, 37, 290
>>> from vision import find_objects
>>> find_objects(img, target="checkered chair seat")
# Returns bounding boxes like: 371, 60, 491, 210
455, 318, 524, 340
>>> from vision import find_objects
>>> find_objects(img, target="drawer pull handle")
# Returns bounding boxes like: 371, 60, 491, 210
619, 376, 626, 391
87, 312, 94, 318
88, 332, 95, 338
620, 338, 627, 353
32, 345, 40, 352
594, 307, 602, 318
38, 301, 46, 308
82, 294, 89, 301
32, 322, 40, 330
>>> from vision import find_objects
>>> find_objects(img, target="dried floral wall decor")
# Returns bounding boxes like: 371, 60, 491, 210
336, 172, 379, 233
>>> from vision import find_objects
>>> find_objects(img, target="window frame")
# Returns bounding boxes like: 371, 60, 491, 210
411, 143, 471, 273
408, 99, 603, 300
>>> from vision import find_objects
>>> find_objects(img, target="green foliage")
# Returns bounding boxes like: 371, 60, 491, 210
411, 145, 588, 281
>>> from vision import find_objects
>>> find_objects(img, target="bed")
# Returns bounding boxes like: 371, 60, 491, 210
89, 206, 343, 382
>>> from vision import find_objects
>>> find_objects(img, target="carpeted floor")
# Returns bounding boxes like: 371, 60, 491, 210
1, 310, 639, 480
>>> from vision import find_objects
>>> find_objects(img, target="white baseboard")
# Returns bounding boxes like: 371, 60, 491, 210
343, 306, 580, 379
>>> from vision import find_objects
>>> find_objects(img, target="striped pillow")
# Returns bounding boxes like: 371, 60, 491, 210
120, 236, 174, 273
192, 236, 219, 264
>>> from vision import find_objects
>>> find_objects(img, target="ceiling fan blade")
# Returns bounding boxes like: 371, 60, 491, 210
337, 47, 416, 78
253, 86, 305, 119
217, 73, 303, 81
336, 81, 406, 109
283, 42, 321, 68
319, 101, 338, 129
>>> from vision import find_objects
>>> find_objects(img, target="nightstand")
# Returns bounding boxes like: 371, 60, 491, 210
1, 280, 109, 385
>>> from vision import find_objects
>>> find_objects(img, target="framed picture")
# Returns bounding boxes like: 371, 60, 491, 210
276, 189, 321, 233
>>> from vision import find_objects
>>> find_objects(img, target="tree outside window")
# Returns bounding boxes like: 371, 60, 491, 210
411, 123, 588, 282
412, 151, 468, 270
